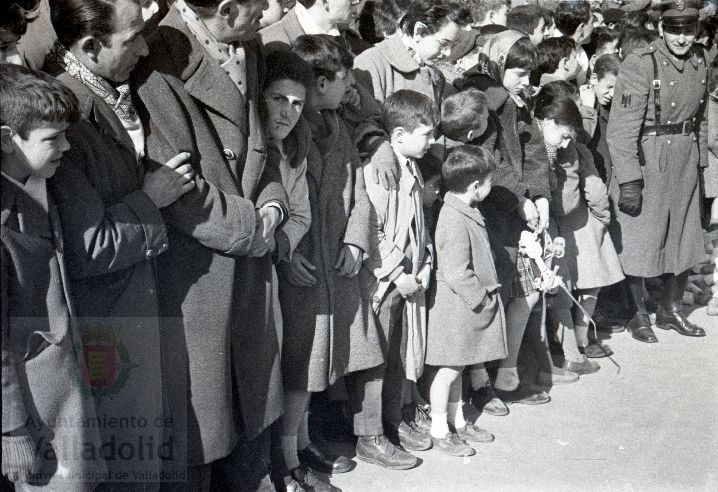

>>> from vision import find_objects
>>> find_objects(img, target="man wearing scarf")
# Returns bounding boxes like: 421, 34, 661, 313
132, 0, 289, 489
43, 0, 195, 489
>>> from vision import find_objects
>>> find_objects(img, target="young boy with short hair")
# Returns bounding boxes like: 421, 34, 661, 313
1, 63, 106, 489
531, 36, 579, 88
352, 89, 438, 469
554, 0, 594, 84
426, 145, 504, 456
506, 4, 547, 45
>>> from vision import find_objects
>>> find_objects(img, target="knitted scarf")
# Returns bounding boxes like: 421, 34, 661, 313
48, 42, 138, 123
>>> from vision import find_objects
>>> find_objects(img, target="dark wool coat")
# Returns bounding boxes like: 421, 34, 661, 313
44, 70, 167, 483
132, 10, 287, 465
1, 177, 106, 491
277, 110, 383, 392
607, 41, 708, 277
454, 71, 551, 299
258, 7, 371, 56
426, 193, 507, 366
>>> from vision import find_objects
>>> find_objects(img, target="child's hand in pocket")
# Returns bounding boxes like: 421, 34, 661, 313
395, 272, 424, 297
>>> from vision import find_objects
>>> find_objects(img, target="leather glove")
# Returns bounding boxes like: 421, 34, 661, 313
370, 140, 399, 190
2, 432, 37, 483
618, 179, 643, 217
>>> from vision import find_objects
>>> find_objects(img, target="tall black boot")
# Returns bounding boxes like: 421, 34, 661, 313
626, 275, 658, 343
655, 272, 706, 337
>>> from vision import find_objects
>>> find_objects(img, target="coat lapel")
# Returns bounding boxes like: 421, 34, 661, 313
444, 192, 485, 226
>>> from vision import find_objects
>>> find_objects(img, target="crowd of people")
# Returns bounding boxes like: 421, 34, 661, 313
1, 0, 716, 491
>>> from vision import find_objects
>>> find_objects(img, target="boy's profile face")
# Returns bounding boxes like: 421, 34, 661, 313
2, 121, 71, 180
529, 18, 546, 46
422, 174, 442, 207
592, 72, 616, 107
472, 173, 492, 202
263, 79, 306, 142
318, 69, 349, 110
394, 124, 435, 160
565, 49, 579, 80
502, 68, 530, 95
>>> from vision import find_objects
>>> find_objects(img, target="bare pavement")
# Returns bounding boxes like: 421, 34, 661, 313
326, 307, 718, 492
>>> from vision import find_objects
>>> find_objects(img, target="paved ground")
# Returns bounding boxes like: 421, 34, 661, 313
325, 307, 718, 492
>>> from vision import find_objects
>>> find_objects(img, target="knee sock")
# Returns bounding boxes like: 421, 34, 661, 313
575, 290, 599, 347
429, 412, 449, 438
494, 367, 520, 391
297, 410, 310, 451
553, 308, 583, 363
447, 401, 466, 429
280, 435, 300, 471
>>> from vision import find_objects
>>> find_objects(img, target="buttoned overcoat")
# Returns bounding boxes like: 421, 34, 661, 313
132, 10, 287, 465
607, 41, 709, 277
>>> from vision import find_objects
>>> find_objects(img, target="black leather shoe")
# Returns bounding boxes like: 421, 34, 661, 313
298, 442, 354, 474
356, 435, 419, 470
628, 313, 658, 343
579, 342, 613, 358
291, 466, 341, 492
655, 307, 706, 337
495, 384, 550, 405
402, 402, 432, 432
386, 421, 432, 451
471, 384, 509, 416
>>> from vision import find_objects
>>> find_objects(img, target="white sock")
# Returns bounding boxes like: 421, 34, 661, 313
297, 411, 311, 451
494, 368, 520, 391
280, 435, 300, 471
430, 412, 449, 438
447, 401, 467, 429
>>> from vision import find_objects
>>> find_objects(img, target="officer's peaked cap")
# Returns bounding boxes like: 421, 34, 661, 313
653, 0, 701, 26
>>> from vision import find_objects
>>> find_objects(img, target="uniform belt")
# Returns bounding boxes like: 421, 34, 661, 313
643, 119, 695, 136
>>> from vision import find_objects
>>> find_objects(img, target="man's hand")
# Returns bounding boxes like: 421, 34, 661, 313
2, 429, 36, 483
534, 197, 550, 234
142, 152, 195, 208
518, 197, 539, 230
418, 263, 432, 291
371, 141, 399, 190
618, 180, 643, 217
394, 272, 424, 298
287, 251, 317, 287
258, 205, 282, 239
335, 244, 363, 277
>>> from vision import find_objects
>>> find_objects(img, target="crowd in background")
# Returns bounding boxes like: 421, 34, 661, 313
1, 0, 717, 491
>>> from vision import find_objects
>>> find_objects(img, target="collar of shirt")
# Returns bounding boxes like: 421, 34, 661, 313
295, 3, 340, 36
391, 147, 424, 188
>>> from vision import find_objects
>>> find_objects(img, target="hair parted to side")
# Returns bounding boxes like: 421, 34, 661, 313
537, 79, 578, 103
585, 26, 619, 58
383, 89, 439, 135
555, 0, 591, 37
505, 36, 538, 72
399, 0, 472, 38
592, 53, 620, 80
440, 88, 488, 141
531, 36, 576, 84
442, 145, 494, 193
49, 0, 118, 47
468, 0, 508, 24
506, 5, 543, 37
533, 85, 583, 133
291, 34, 345, 82
0, 64, 80, 139
264, 43, 315, 91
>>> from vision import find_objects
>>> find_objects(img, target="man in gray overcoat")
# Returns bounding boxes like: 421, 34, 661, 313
607, 0, 708, 343
132, 0, 289, 489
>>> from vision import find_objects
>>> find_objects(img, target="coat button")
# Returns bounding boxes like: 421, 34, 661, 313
373, 295, 381, 304
223, 148, 236, 160
670, 102, 676, 108
669, 81, 676, 87
662, 61, 668, 66
146, 249, 154, 259
666, 139, 671, 145
693, 136, 697, 142
702, 80, 706, 84
667, 120, 672, 124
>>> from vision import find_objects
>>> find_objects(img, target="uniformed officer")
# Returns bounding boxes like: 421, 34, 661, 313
607, 0, 708, 343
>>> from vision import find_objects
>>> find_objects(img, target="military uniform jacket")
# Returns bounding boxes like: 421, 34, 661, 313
606, 40, 708, 277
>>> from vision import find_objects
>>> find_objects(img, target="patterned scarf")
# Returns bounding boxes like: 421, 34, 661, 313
48, 43, 138, 123
174, 0, 247, 95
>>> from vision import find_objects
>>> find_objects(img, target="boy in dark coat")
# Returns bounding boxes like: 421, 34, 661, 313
1, 64, 106, 491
